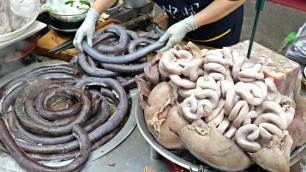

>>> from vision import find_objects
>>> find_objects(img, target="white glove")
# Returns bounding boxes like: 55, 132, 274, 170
73, 8, 99, 52
158, 15, 198, 52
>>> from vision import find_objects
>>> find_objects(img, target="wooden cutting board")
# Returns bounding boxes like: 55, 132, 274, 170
35, 19, 115, 62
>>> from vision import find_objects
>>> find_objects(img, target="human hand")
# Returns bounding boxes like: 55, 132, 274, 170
158, 15, 197, 52
73, 8, 99, 52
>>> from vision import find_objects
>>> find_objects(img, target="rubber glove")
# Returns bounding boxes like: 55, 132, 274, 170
158, 15, 198, 52
73, 8, 100, 52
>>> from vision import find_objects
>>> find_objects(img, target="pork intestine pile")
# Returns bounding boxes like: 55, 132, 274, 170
139, 42, 300, 172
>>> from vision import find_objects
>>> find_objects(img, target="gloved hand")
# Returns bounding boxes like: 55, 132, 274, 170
158, 15, 198, 52
73, 8, 100, 52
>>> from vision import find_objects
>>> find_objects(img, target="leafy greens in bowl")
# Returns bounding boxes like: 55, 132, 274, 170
41, 0, 93, 22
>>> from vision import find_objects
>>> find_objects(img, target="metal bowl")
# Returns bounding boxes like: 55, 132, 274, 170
134, 94, 306, 171
49, 11, 87, 23
49, 15, 84, 33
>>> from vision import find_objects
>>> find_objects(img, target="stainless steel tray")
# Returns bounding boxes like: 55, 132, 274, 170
0, 60, 136, 170
134, 92, 306, 172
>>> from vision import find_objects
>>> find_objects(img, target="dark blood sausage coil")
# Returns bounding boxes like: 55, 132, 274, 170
82, 25, 165, 64
138, 32, 161, 40
126, 30, 139, 40
94, 25, 128, 54
0, 64, 129, 171
15, 84, 92, 136
86, 55, 97, 68
34, 87, 82, 121
127, 38, 156, 54
0, 121, 91, 172
100, 62, 151, 74
121, 73, 146, 90
92, 32, 116, 47
83, 40, 165, 63
78, 53, 118, 77
77, 25, 164, 90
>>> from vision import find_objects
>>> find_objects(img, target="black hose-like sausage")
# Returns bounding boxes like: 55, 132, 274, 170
138, 32, 161, 40
78, 53, 118, 77
15, 84, 91, 136
13, 78, 127, 155
100, 61, 151, 74
82, 39, 165, 64
34, 88, 82, 121
0, 121, 91, 172
128, 38, 156, 54
95, 25, 128, 54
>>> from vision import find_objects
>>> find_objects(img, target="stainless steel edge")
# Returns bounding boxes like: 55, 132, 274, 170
0, 60, 70, 88
87, 90, 137, 163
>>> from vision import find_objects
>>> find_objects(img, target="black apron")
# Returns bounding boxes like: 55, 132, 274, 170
153, 0, 244, 48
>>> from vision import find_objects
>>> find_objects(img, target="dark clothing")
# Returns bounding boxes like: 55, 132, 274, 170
153, 0, 244, 48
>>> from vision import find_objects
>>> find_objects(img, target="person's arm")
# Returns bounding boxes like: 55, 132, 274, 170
92, 0, 117, 14
194, 0, 245, 27
73, 0, 117, 52
158, 0, 245, 51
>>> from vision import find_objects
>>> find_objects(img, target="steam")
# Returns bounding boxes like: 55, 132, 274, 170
0, 38, 35, 77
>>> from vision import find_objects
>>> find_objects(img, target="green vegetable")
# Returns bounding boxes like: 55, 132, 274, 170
65, 0, 75, 7
64, 0, 90, 9
80, 1, 90, 7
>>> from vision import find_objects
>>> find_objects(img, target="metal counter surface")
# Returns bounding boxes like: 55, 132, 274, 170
81, 127, 173, 172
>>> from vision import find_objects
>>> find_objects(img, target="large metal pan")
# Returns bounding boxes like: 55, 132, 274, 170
0, 15, 37, 43
0, 60, 136, 171
134, 93, 306, 172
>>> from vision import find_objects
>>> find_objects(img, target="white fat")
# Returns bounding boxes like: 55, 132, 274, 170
0, 98, 4, 112
112, 90, 119, 99
7, 106, 12, 112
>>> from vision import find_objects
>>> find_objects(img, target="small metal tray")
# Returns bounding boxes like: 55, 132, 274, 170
134, 92, 306, 172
